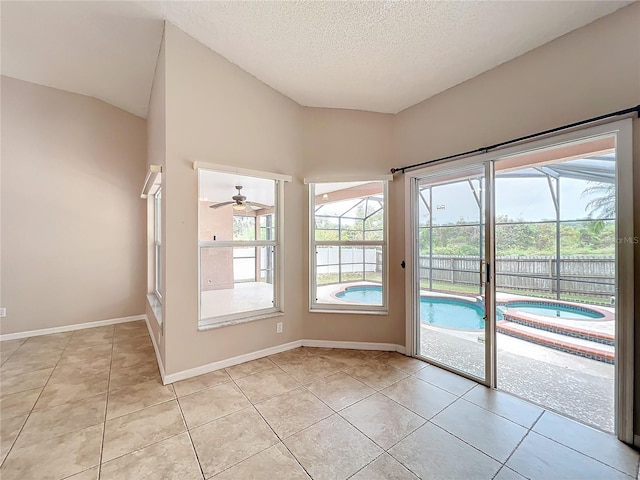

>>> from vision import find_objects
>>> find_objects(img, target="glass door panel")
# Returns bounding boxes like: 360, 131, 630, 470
415, 164, 489, 382
494, 137, 617, 433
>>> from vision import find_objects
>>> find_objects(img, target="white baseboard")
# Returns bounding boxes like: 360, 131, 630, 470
163, 340, 303, 384
0, 316, 408, 384
302, 339, 405, 354
0, 314, 147, 341
162, 339, 407, 385
143, 315, 166, 384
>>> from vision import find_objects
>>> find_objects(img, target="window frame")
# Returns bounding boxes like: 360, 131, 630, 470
307, 178, 391, 314
154, 187, 163, 302
196, 163, 290, 329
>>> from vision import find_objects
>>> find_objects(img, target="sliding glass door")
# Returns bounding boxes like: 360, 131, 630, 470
406, 120, 633, 441
492, 136, 619, 433
411, 163, 493, 384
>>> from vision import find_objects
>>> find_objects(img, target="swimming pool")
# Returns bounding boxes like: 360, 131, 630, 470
503, 301, 603, 320
335, 286, 485, 329
335, 285, 605, 330
334, 285, 383, 305
420, 297, 486, 329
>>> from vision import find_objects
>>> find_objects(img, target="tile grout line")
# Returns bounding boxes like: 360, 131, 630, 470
526, 408, 637, 476
322, 353, 433, 475
90, 328, 177, 471
272, 351, 632, 478
373, 370, 470, 426
343, 451, 387, 480
96, 326, 117, 480
0, 333, 74, 469
275, 368, 373, 479
0, 340, 25, 367
208, 369, 313, 479
290, 356, 426, 477
428, 421, 508, 469
224, 357, 278, 382
0, 325, 155, 477
3, 342, 631, 478
1, 333, 118, 464
174, 393, 208, 480
457, 385, 634, 476
492, 384, 615, 436
230, 351, 395, 478
529, 427, 637, 477
300, 371, 379, 412
494, 409, 545, 478
454, 394, 535, 429
383, 448, 425, 479
407, 371, 633, 476
328, 376, 447, 476
491, 409, 546, 480
458, 385, 543, 428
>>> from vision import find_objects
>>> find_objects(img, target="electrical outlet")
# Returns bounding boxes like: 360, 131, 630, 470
0, 308, 6, 318
276, 322, 283, 334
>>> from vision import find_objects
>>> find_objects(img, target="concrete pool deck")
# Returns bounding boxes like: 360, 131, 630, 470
420, 325, 614, 432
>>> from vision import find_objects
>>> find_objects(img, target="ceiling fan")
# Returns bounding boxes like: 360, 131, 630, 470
208, 185, 270, 211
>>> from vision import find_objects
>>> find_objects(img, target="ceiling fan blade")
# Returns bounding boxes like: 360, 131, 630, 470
245, 201, 272, 210
209, 201, 235, 209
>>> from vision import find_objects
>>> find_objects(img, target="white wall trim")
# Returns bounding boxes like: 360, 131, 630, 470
0, 314, 146, 341
163, 340, 303, 384
192, 161, 292, 183
304, 174, 393, 184
301, 339, 405, 354
162, 339, 407, 384
144, 315, 166, 383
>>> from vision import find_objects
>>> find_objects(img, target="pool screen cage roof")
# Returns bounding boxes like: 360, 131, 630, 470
314, 182, 385, 239
495, 154, 615, 184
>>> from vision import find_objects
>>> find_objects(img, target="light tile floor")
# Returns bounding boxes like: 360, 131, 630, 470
1, 321, 638, 479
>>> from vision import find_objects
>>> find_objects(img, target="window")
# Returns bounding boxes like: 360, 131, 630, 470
154, 188, 163, 300
309, 180, 389, 313
197, 165, 289, 328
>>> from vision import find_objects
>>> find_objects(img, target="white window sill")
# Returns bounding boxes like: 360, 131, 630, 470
146, 294, 163, 326
198, 310, 284, 331
309, 308, 389, 316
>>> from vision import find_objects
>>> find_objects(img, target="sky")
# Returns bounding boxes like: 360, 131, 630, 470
420, 176, 610, 225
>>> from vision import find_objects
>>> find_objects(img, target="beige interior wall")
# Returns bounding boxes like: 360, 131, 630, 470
145, 34, 166, 361
159, 3, 639, 377
300, 108, 403, 344
393, 1, 639, 430
162, 23, 304, 375
0, 76, 147, 334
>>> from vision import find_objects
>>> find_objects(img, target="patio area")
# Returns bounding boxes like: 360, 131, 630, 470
420, 324, 614, 432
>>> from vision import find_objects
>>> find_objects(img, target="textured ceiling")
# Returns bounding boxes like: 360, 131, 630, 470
1, 1, 633, 118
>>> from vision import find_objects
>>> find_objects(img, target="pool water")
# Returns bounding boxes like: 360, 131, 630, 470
504, 302, 603, 320
335, 286, 485, 329
420, 298, 485, 330
336, 285, 604, 330
335, 286, 383, 305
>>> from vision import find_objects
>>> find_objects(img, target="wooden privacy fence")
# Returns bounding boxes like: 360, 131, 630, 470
418, 255, 615, 298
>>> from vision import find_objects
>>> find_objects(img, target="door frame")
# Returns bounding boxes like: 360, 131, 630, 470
404, 118, 634, 442
405, 161, 494, 386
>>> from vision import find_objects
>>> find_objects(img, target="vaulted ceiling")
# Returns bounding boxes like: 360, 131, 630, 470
1, 1, 633, 118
